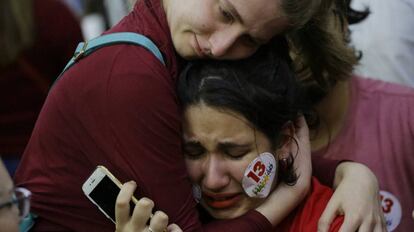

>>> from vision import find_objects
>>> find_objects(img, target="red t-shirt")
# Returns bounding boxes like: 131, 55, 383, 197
276, 178, 344, 232
14, 0, 272, 231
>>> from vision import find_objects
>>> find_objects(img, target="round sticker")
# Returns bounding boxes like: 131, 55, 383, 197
242, 152, 277, 198
380, 190, 402, 231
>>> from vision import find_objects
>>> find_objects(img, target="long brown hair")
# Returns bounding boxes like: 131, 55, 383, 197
281, 0, 358, 104
0, 0, 35, 67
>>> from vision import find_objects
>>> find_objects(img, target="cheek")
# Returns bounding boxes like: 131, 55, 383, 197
225, 44, 258, 60
185, 160, 202, 182
173, 2, 215, 35
231, 160, 254, 183
0, 209, 19, 232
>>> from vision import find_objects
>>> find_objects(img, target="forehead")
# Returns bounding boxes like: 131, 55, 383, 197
229, 0, 288, 40
183, 104, 254, 140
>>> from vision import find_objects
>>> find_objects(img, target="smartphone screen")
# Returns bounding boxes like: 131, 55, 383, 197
89, 175, 135, 222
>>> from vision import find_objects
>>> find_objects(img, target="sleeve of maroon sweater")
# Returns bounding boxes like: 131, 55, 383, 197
79, 45, 273, 231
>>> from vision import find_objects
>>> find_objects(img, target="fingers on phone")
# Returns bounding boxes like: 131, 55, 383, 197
131, 197, 155, 227
116, 181, 137, 227
117, 181, 137, 204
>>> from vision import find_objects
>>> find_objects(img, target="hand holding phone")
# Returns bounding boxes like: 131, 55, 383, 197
116, 182, 182, 232
83, 166, 182, 232
82, 166, 138, 223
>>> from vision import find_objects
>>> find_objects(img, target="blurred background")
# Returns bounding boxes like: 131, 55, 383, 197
63, 0, 136, 39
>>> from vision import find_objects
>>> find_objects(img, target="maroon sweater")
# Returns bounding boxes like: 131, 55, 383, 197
14, 0, 273, 231
0, 0, 82, 156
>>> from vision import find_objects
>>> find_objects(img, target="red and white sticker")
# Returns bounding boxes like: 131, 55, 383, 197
242, 152, 277, 198
380, 190, 402, 231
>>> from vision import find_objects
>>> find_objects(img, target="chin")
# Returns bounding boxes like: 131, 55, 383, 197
172, 37, 194, 59
175, 47, 197, 60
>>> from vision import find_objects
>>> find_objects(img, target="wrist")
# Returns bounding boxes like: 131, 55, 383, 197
256, 176, 311, 226
334, 162, 378, 189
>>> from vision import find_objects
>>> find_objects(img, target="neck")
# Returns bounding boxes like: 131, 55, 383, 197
310, 80, 350, 151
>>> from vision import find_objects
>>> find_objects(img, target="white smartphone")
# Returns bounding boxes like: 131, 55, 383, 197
82, 165, 138, 223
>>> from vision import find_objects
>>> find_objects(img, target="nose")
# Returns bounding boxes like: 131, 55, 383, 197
202, 155, 230, 191
208, 27, 242, 58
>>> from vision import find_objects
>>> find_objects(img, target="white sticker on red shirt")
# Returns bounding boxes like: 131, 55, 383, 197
242, 152, 277, 198
380, 190, 402, 231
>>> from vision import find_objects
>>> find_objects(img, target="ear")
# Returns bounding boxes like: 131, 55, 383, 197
275, 121, 295, 158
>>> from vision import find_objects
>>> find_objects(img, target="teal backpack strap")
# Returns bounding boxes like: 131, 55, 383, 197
57, 32, 165, 81
19, 213, 37, 232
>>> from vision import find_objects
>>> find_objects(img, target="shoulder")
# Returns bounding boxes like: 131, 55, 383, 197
351, 76, 414, 123
352, 76, 414, 117
51, 43, 175, 118
353, 75, 414, 98
104, 44, 174, 100
57, 42, 171, 94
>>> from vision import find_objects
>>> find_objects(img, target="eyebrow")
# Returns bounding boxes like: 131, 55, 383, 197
184, 141, 251, 151
223, 0, 244, 24
184, 140, 202, 146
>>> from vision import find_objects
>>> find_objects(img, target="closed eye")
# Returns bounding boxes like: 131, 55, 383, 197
224, 149, 249, 160
219, 6, 234, 23
184, 142, 205, 159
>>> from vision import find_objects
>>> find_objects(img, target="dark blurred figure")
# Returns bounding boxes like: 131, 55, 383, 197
0, 0, 83, 175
